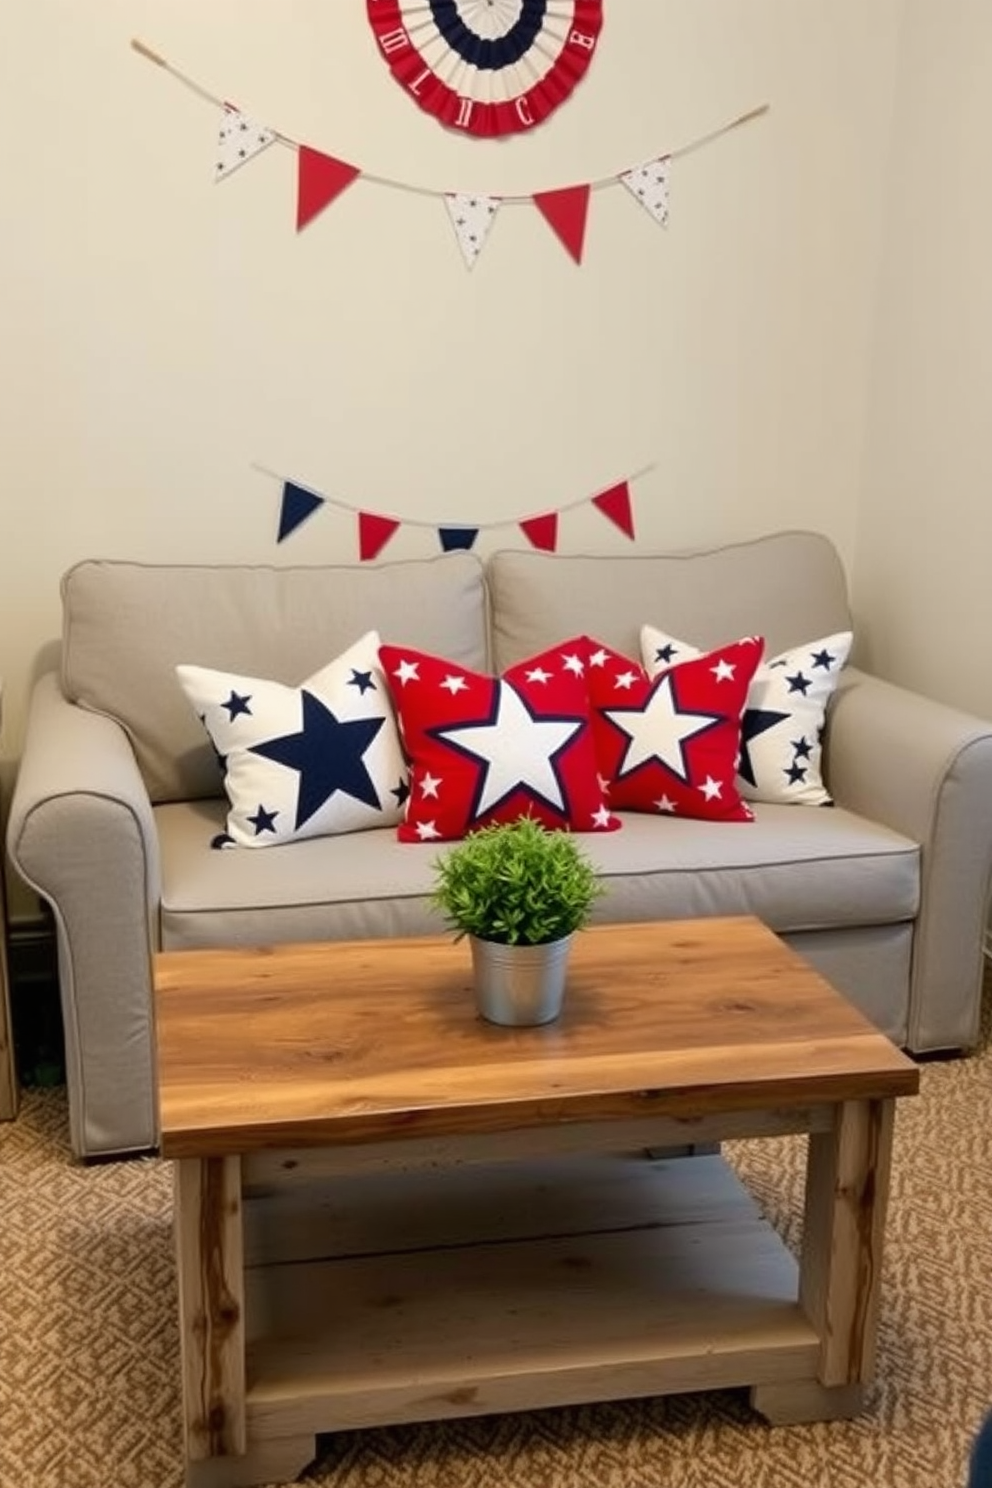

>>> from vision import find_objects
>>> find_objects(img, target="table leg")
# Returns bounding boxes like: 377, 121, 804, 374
185, 1436, 317, 1488
752, 1097, 894, 1424
0, 874, 18, 1120
0, 998, 16, 1120
175, 1157, 247, 1462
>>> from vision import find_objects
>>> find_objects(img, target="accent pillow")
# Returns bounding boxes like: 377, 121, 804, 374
585, 636, 764, 822
378, 637, 619, 842
640, 625, 853, 806
176, 631, 408, 847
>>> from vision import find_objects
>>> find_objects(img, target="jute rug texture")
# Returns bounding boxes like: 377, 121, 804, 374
1, 991, 990, 1488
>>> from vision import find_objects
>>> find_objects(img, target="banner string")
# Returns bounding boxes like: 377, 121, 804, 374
252, 461, 656, 530
130, 38, 768, 202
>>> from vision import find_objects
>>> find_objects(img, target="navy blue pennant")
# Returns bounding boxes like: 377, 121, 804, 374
438, 526, 479, 552
278, 482, 324, 542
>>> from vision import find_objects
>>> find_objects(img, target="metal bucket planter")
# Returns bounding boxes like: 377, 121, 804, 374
469, 933, 573, 1027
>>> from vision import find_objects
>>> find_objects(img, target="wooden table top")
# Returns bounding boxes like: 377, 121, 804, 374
153, 917, 919, 1159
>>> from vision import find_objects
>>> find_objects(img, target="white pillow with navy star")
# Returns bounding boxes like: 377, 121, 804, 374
640, 624, 853, 806
176, 631, 409, 847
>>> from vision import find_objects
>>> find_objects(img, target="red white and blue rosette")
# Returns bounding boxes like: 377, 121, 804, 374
366, 0, 603, 137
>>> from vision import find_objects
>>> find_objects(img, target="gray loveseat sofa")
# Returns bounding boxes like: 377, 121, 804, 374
9, 530, 992, 1159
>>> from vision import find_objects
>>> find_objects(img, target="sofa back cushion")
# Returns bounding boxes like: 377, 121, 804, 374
487, 531, 852, 671
62, 554, 489, 803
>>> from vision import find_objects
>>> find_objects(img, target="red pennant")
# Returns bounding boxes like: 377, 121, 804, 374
520, 513, 559, 552
532, 184, 591, 264
358, 511, 400, 561
592, 481, 635, 539
297, 147, 360, 231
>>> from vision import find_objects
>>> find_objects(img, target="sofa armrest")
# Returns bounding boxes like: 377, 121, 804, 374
6, 671, 162, 1157
827, 665, 992, 1052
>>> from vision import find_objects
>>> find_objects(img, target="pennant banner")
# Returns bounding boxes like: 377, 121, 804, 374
532, 185, 592, 266
444, 193, 501, 269
519, 513, 559, 552
358, 511, 400, 561
277, 482, 324, 542
439, 527, 479, 553
215, 108, 275, 180
132, 39, 768, 270
260, 466, 649, 558
619, 157, 670, 227
297, 147, 360, 231
592, 481, 635, 538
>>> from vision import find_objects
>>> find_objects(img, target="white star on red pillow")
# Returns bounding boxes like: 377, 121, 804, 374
379, 637, 619, 841
640, 624, 853, 805
438, 684, 583, 818
586, 637, 764, 822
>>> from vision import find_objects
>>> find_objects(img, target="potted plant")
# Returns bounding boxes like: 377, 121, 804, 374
432, 816, 604, 1026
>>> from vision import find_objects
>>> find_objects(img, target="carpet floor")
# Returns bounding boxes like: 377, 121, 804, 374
2, 991, 991, 1488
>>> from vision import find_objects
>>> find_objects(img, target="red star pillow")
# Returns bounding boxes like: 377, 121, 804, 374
379, 638, 620, 842
585, 637, 764, 822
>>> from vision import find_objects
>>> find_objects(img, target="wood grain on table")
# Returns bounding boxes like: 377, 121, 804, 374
154, 918, 918, 1157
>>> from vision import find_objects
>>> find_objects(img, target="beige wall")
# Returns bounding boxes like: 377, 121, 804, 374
1, 1, 901, 763
14, 2, 958, 920
854, 0, 992, 718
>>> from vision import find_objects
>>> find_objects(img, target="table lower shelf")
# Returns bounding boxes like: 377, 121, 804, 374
240, 1153, 819, 1438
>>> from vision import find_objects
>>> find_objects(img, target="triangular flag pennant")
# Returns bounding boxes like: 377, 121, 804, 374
439, 527, 479, 552
358, 511, 400, 562
297, 146, 361, 231
277, 482, 324, 542
618, 156, 670, 226
520, 514, 558, 552
443, 193, 501, 269
592, 482, 635, 539
532, 184, 591, 264
215, 107, 276, 181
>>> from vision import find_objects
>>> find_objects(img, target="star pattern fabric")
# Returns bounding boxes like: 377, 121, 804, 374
378, 637, 619, 842
215, 108, 276, 180
443, 193, 501, 268
176, 631, 408, 847
586, 637, 763, 822
619, 156, 670, 226
640, 624, 854, 806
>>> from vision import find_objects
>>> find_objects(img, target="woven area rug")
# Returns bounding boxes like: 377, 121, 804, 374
2, 989, 990, 1488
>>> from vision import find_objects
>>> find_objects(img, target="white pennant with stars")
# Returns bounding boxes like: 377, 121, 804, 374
443, 193, 501, 269
215, 108, 276, 181
618, 156, 670, 226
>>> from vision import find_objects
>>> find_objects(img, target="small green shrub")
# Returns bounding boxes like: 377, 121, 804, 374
432, 816, 603, 946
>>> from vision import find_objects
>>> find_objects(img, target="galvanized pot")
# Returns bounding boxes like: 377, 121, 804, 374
469, 933, 572, 1027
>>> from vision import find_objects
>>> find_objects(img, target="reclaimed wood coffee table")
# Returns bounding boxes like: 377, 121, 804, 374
154, 916, 919, 1488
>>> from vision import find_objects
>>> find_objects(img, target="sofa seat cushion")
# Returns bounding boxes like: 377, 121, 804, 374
156, 798, 919, 952
158, 799, 448, 949
583, 808, 918, 932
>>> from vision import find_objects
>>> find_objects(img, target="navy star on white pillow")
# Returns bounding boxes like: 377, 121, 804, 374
247, 805, 278, 836
176, 630, 408, 847
251, 692, 385, 829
